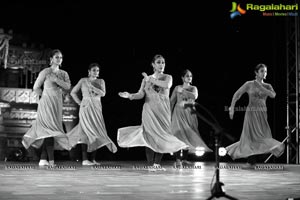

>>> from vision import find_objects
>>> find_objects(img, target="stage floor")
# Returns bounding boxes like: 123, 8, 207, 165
0, 161, 299, 200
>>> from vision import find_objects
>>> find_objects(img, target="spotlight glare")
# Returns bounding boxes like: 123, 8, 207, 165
218, 147, 227, 157
195, 147, 205, 157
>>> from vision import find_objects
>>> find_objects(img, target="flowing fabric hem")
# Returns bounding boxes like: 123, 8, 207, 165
70, 139, 118, 153
117, 128, 189, 154
226, 142, 285, 160
22, 135, 70, 151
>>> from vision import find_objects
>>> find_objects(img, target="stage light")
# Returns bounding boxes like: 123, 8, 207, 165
195, 147, 205, 157
218, 147, 227, 157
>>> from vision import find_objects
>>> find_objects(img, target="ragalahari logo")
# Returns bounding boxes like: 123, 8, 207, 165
230, 2, 246, 19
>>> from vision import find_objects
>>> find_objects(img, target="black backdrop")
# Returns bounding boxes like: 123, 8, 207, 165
0, 1, 289, 163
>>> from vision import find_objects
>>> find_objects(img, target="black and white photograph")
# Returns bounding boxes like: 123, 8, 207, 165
0, 1, 299, 199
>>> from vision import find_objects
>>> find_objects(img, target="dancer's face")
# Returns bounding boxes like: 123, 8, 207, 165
89, 66, 99, 78
183, 71, 193, 84
255, 66, 267, 80
152, 57, 165, 73
51, 52, 63, 66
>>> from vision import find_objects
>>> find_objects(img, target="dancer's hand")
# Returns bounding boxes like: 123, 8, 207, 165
118, 92, 131, 99
34, 88, 42, 96
177, 87, 183, 93
142, 72, 149, 81
229, 106, 234, 119
47, 73, 59, 83
179, 100, 187, 107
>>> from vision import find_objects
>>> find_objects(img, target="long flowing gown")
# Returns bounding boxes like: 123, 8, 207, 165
117, 75, 188, 153
22, 68, 71, 150
170, 85, 212, 153
67, 78, 117, 153
226, 80, 285, 160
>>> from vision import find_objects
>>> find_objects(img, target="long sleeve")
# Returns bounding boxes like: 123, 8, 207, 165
265, 84, 276, 98
70, 79, 83, 105
150, 74, 173, 89
230, 81, 249, 108
183, 86, 198, 100
55, 71, 71, 90
258, 83, 276, 98
130, 78, 146, 100
33, 69, 47, 96
170, 86, 178, 113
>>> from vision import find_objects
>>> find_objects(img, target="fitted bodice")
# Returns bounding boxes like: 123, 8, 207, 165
43, 70, 65, 90
143, 75, 170, 100
248, 81, 268, 107
81, 78, 97, 98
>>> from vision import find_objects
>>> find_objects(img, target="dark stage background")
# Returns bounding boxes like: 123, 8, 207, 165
0, 1, 289, 163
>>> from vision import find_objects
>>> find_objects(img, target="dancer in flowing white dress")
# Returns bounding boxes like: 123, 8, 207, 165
170, 69, 212, 167
22, 49, 71, 167
67, 63, 118, 166
226, 63, 284, 166
118, 54, 188, 170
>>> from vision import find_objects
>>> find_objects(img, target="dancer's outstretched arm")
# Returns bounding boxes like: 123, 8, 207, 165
119, 78, 146, 100
229, 81, 250, 119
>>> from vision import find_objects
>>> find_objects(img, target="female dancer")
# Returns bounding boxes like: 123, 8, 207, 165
170, 69, 212, 168
226, 63, 284, 166
67, 63, 117, 165
118, 54, 188, 170
22, 49, 71, 166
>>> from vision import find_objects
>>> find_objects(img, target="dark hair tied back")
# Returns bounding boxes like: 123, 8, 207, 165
254, 63, 267, 73
88, 63, 101, 71
152, 54, 164, 63
50, 49, 62, 58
